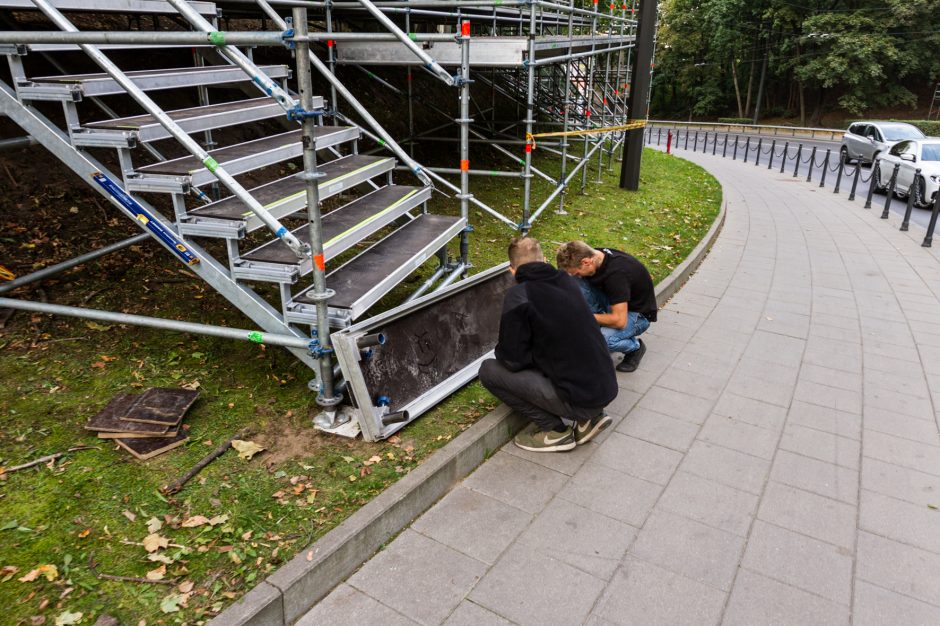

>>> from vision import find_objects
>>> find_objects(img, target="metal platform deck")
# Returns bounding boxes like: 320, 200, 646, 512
336, 34, 634, 68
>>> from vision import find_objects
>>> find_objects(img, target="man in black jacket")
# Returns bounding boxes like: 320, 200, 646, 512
478, 237, 618, 453
556, 241, 657, 373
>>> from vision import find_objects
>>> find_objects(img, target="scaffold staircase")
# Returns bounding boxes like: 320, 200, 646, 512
0, 0, 463, 403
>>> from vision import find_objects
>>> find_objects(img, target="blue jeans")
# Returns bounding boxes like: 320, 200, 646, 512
578, 280, 649, 354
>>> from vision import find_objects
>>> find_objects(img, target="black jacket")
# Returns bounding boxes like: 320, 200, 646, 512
495, 262, 618, 408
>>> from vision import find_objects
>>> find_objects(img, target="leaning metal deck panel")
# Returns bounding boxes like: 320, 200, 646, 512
187, 155, 396, 221
84, 98, 280, 130
242, 185, 429, 265
336, 35, 634, 68
0, 0, 216, 14
294, 214, 464, 310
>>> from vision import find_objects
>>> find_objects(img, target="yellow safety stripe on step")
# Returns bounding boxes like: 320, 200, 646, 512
240, 158, 397, 218
0, 264, 15, 281
323, 189, 421, 250
525, 120, 647, 148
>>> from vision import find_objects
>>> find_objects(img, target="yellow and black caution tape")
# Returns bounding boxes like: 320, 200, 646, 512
0, 265, 15, 281
526, 119, 647, 148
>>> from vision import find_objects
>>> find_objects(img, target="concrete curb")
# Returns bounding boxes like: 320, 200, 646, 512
211, 181, 726, 626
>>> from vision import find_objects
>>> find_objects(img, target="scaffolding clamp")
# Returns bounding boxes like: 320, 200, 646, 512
453, 75, 474, 87
281, 28, 296, 49
286, 106, 324, 122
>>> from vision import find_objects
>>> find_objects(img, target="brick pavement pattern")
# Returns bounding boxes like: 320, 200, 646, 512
298, 151, 940, 625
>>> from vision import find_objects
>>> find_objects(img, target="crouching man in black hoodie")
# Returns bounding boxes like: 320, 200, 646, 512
478, 237, 618, 453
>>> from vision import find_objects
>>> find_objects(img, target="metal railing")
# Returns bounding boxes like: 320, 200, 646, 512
648, 120, 843, 142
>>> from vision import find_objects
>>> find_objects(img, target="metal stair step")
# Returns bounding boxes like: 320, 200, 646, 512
74, 97, 314, 147
0, 0, 216, 14
17, 64, 289, 101
287, 214, 466, 324
127, 126, 359, 190
181, 154, 397, 238
233, 185, 431, 283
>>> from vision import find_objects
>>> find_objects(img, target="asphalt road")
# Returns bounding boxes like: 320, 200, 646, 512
651, 132, 938, 233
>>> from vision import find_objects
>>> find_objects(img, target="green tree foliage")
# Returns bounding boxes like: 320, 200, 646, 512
650, 0, 940, 123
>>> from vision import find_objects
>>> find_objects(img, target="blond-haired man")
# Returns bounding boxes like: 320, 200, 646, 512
478, 237, 617, 452
556, 241, 657, 372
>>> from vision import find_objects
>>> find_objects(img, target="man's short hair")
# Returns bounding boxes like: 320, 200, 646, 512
507, 236, 545, 269
555, 241, 595, 270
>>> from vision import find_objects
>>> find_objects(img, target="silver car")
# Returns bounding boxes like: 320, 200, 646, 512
840, 121, 925, 165
873, 139, 940, 209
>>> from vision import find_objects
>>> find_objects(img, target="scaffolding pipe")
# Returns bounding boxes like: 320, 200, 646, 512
293, 7, 341, 410
29, 0, 309, 259
0, 233, 150, 295
530, 136, 605, 224
0, 297, 312, 349
520, 3, 537, 233
354, 0, 456, 86
458, 20, 472, 275
255, 0, 433, 186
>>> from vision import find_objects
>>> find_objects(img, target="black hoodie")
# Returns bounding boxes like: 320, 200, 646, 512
494, 262, 618, 408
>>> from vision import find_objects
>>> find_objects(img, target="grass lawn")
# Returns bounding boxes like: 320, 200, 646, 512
0, 146, 720, 625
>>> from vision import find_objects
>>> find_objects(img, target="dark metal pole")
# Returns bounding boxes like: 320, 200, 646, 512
713, 132, 718, 155
754, 138, 762, 166
806, 146, 816, 183
864, 160, 879, 208
733, 135, 739, 160
901, 169, 920, 231
619, 0, 657, 190
819, 149, 830, 188
882, 163, 900, 219
848, 164, 861, 201
923, 185, 940, 247
722, 134, 728, 157
767, 139, 775, 170
684, 130, 689, 150
743, 136, 750, 163
657, 128, 662, 145
833, 157, 844, 194
780, 142, 788, 174
793, 144, 802, 177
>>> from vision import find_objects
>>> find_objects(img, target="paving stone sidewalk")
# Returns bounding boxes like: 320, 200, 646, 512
299, 151, 940, 625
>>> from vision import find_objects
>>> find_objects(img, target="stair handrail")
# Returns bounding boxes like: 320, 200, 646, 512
29, 0, 311, 260
254, 0, 434, 187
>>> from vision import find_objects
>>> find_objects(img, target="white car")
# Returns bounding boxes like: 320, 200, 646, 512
840, 121, 926, 165
873, 139, 940, 209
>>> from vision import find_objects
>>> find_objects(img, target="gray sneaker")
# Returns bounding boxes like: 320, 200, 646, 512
514, 426, 576, 452
574, 412, 612, 445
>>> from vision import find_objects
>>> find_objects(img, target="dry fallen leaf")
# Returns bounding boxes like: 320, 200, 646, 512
143, 533, 169, 553
145, 565, 166, 581
231, 440, 265, 460
53, 611, 82, 626
18, 565, 58, 583
146, 517, 162, 534
178, 581, 194, 594
208, 514, 228, 526
121, 510, 137, 523
180, 515, 209, 528
147, 554, 173, 565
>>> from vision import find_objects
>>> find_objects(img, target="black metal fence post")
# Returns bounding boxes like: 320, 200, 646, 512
744, 137, 751, 163
713, 133, 718, 155
657, 128, 662, 145
864, 159, 879, 208
923, 185, 940, 247
819, 149, 830, 188
703, 132, 709, 153
848, 164, 861, 201
684, 130, 689, 150
901, 168, 920, 231
722, 134, 729, 157
780, 142, 789, 174
755, 138, 762, 166
693, 131, 699, 151
882, 163, 900, 219
768, 139, 776, 170
793, 144, 802, 177
833, 157, 845, 194
806, 146, 817, 183
733, 135, 739, 160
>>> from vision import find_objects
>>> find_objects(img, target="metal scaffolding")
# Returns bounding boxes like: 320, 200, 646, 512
0, 0, 649, 440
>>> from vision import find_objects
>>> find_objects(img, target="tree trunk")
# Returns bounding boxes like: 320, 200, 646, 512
810, 88, 825, 126
731, 58, 744, 117
752, 44, 769, 124
796, 42, 805, 125
744, 32, 760, 116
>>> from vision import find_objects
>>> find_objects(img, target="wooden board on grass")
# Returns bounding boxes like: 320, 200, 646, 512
116, 431, 188, 460
85, 393, 177, 436
120, 388, 199, 426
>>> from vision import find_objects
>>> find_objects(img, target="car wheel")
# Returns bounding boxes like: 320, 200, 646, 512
913, 176, 931, 209
840, 146, 851, 166
872, 163, 886, 194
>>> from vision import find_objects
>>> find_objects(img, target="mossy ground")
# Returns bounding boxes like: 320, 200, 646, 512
0, 147, 720, 625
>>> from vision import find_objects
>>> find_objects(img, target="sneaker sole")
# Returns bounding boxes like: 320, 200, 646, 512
575, 415, 613, 445
513, 438, 577, 453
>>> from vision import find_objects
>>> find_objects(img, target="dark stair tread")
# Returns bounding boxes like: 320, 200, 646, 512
241, 186, 425, 265
188, 154, 395, 221
85, 98, 276, 130
294, 214, 462, 309
135, 126, 353, 176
